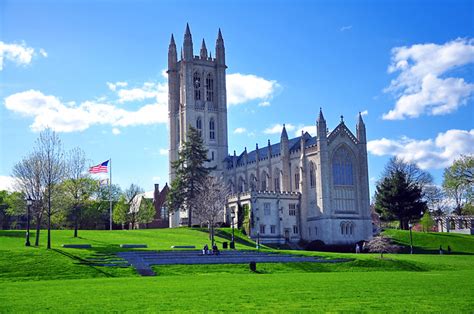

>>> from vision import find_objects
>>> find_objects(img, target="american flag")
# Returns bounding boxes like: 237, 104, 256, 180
89, 160, 109, 174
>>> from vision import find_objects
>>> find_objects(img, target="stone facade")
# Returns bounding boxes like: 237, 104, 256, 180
168, 25, 373, 245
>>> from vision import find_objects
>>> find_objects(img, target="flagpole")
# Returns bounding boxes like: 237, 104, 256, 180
109, 158, 112, 231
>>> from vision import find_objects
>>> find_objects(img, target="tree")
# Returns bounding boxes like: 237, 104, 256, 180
423, 185, 450, 216
113, 195, 129, 229
36, 129, 66, 249
12, 151, 45, 246
137, 197, 155, 227
124, 184, 144, 229
168, 126, 211, 227
194, 176, 229, 245
366, 235, 399, 258
420, 212, 434, 232
382, 157, 433, 192
443, 155, 474, 215
63, 147, 93, 237
375, 159, 429, 230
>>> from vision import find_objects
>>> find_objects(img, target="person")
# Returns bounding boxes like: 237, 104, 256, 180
202, 244, 208, 255
212, 243, 219, 255
439, 245, 443, 255
447, 245, 451, 254
355, 243, 360, 254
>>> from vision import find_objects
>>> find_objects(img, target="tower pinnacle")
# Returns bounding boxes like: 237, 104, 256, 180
200, 39, 208, 59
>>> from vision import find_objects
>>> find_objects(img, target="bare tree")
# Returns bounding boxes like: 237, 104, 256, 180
366, 235, 400, 258
125, 184, 144, 229
64, 147, 93, 237
382, 157, 433, 191
12, 152, 45, 246
194, 176, 229, 245
36, 129, 65, 249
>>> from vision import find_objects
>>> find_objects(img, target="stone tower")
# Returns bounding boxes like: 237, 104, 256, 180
168, 24, 229, 180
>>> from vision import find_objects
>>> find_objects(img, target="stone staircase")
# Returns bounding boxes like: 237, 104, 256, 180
117, 250, 348, 276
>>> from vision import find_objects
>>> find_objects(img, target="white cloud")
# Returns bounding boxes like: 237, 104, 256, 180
258, 101, 271, 107
360, 110, 368, 116
295, 125, 317, 137
4, 89, 168, 132
264, 123, 295, 135
0, 176, 17, 192
106, 81, 128, 92
383, 38, 474, 120
159, 149, 168, 156
340, 25, 353, 32
233, 127, 247, 134
0, 41, 46, 71
226, 73, 279, 106
39, 48, 48, 58
112, 128, 121, 135
367, 129, 474, 169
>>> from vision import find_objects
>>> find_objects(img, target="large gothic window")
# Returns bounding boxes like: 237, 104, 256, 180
309, 162, 316, 188
209, 118, 215, 140
193, 72, 201, 101
196, 117, 202, 137
332, 146, 354, 186
206, 73, 214, 102
261, 171, 268, 191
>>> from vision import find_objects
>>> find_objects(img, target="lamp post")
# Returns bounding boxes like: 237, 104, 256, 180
230, 210, 235, 249
25, 197, 33, 247
408, 222, 413, 254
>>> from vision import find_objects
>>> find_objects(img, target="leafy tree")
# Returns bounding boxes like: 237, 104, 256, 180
167, 126, 211, 227
443, 155, 474, 215
113, 195, 129, 229
137, 197, 155, 227
375, 165, 428, 230
124, 184, 144, 229
194, 176, 229, 245
420, 212, 434, 232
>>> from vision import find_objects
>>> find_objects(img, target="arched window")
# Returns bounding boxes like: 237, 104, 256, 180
274, 168, 280, 191
193, 72, 201, 101
349, 223, 354, 235
209, 118, 215, 140
250, 173, 256, 191
206, 73, 214, 102
340, 222, 345, 235
294, 168, 300, 190
310, 162, 316, 188
196, 117, 202, 137
238, 177, 245, 193
261, 171, 268, 191
332, 146, 354, 185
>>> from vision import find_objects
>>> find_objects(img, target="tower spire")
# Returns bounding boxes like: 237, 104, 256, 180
281, 124, 288, 140
183, 23, 193, 61
357, 112, 366, 143
216, 28, 225, 65
168, 34, 177, 69
200, 38, 208, 59
317, 107, 327, 139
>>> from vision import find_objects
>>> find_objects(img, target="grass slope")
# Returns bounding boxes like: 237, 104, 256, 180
1, 228, 473, 312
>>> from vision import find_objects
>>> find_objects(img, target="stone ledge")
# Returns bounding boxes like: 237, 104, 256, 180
120, 244, 148, 248
62, 244, 92, 249
171, 245, 196, 249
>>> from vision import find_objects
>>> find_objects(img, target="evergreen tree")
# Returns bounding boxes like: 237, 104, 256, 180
420, 212, 434, 232
375, 169, 427, 230
167, 126, 211, 227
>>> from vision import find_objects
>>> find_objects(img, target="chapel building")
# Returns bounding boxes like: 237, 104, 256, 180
168, 25, 373, 245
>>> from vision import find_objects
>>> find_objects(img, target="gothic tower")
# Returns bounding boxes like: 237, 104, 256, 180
168, 24, 229, 181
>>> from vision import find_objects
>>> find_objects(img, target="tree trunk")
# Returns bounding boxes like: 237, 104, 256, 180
47, 189, 51, 250
35, 215, 41, 246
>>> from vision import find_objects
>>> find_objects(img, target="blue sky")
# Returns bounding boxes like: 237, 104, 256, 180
1, 0, 473, 197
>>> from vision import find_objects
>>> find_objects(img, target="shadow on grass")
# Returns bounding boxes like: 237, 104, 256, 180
0, 230, 27, 238
392, 241, 474, 255
52, 249, 121, 277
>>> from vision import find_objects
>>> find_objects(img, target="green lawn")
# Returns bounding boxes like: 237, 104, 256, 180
1, 228, 473, 312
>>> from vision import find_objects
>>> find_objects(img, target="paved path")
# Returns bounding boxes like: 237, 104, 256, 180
116, 250, 349, 276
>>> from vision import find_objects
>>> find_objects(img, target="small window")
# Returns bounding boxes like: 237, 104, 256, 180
209, 118, 215, 140
310, 162, 316, 188
270, 225, 276, 234
293, 225, 298, 234
260, 224, 266, 234
274, 178, 280, 191
295, 173, 300, 190
196, 117, 202, 137
289, 204, 296, 210
264, 203, 271, 216
289, 209, 296, 216
193, 72, 201, 101
211, 151, 215, 161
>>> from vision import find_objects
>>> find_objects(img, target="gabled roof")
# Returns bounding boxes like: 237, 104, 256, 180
327, 122, 359, 145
